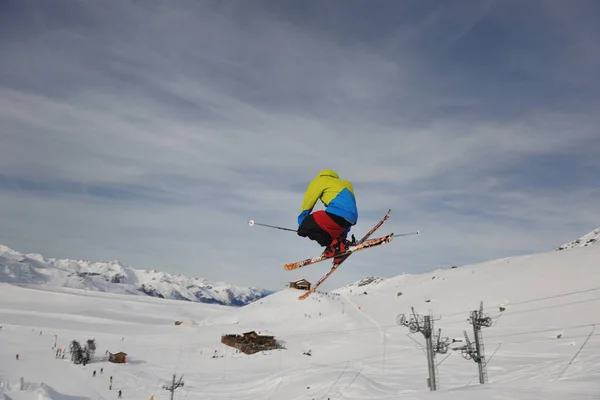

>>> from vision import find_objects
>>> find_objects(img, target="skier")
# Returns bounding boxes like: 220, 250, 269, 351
297, 170, 358, 262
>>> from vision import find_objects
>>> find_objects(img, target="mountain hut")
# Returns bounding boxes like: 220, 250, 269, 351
289, 279, 311, 290
108, 352, 127, 364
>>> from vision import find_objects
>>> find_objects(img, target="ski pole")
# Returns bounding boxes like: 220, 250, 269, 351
393, 231, 420, 237
248, 220, 298, 232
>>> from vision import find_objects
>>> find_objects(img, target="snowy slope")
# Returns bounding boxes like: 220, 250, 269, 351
0, 244, 272, 306
556, 228, 600, 250
1, 244, 600, 399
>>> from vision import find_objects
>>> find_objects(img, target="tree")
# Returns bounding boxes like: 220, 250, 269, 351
70, 340, 84, 364
86, 339, 96, 360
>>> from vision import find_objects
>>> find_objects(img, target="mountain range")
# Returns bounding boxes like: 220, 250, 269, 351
0, 244, 273, 306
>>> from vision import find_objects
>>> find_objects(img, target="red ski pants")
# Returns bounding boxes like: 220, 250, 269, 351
297, 210, 350, 247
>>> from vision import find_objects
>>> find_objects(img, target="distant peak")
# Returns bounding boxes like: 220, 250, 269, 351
556, 228, 600, 251
0, 244, 24, 257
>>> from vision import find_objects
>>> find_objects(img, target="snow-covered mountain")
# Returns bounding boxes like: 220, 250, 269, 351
1, 239, 600, 399
0, 244, 272, 306
556, 228, 600, 250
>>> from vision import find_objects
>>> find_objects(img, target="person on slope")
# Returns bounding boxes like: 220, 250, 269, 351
297, 170, 358, 262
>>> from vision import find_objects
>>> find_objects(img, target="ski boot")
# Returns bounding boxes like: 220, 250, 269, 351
322, 237, 352, 263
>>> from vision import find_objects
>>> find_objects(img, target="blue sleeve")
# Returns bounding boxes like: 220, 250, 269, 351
297, 210, 311, 226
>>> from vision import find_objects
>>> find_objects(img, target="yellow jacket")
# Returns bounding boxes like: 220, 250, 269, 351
298, 170, 358, 226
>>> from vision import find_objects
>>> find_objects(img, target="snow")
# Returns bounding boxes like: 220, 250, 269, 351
1, 244, 600, 399
0, 245, 272, 306
556, 228, 600, 250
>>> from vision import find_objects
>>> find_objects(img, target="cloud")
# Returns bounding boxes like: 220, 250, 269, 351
0, 0, 599, 290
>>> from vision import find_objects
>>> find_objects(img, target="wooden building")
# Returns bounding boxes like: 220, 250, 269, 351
289, 279, 311, 290
108, 352, 127, 364
221, 331, 283, 355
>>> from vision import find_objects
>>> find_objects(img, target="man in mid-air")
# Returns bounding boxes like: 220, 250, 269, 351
297, 170, 358, 262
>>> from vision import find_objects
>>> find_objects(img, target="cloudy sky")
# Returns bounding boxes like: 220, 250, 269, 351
1, 0, 599, 291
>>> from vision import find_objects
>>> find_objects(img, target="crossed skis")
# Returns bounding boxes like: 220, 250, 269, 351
249, 209, 419, 300
293, 209, 393, 300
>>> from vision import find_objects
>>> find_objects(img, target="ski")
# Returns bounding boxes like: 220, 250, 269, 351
284, 209, 391, 271
295, 209, 392, 300
284, 233, 394, 271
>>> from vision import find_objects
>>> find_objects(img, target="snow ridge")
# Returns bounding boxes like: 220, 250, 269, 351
0, 244, 272, 306
556, 228, 600, 251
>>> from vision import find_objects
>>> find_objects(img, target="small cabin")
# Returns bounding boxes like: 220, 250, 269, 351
108, 352, 127, 364
221, 331, 282, 354
289, 279, 311, 291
